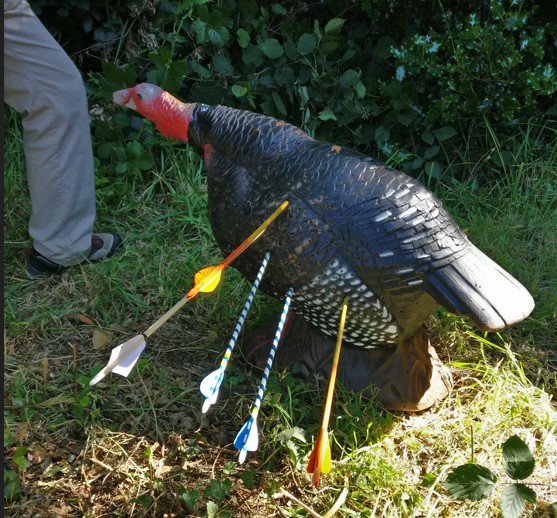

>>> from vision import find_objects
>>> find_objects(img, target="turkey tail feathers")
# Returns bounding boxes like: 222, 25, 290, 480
424, 246, 535, 330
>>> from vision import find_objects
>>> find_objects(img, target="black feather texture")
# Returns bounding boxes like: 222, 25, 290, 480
188, 104, 534, 347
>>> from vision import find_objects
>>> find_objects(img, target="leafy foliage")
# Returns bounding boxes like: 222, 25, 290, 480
444, 435, 543, 518
501, 483, 537, 518
502, 434, 536, 480
444, 463, 497, 501
30, 0, 557, 184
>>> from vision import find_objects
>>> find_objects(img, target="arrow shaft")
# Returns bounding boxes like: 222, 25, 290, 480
308, 297, 349, 485
249, 287, 293, 420
143, 294, 193, 338
218, 251, 271, 371
219, 202, 288, 271
188, 201, 288, 300
146, 203, 287, 338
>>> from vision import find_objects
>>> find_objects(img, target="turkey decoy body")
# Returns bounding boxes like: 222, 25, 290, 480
113, 83, 535, 410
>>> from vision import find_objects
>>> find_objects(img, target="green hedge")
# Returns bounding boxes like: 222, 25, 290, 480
31, 0, 557, 184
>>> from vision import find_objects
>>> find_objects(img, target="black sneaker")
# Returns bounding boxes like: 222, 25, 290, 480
25, 232, 123, 280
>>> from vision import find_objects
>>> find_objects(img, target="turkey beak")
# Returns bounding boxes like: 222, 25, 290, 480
112, 88, 136, 110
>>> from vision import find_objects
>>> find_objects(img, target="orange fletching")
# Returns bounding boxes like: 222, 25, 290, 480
307, 427, 332, 487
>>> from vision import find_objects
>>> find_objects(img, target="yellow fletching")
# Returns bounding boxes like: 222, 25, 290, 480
320, 438, 332, 473
194, 266, 222, 293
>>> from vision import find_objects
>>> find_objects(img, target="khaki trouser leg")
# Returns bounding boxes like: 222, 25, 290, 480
4, 0, 96, 265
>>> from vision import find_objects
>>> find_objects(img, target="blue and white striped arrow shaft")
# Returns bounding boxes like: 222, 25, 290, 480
201, 252, 271, 413
234, 287, 293, 463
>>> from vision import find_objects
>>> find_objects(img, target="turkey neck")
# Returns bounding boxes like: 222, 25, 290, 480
187, 104, 314, 184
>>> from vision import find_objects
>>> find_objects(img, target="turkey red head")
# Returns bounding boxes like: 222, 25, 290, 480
112, 83, 194, 141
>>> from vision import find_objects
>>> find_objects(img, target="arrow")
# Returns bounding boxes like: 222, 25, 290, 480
307, 296, 349, 487
234, 287, 293, 464
200, 251, 271, 413
89, 202, 289, 386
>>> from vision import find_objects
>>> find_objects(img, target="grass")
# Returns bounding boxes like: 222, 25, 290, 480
4, 106, 557, 518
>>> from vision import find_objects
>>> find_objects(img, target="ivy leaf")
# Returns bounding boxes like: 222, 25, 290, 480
318, 107, 337, 121
4, 469, 22, 500
12, 446, 31, 472
206, 501, 219, 518
501, 483, 536, 518
130, 494, 152, 509
277, 426, 306, 444
259, 38, 284, 59
231, 85, 248, 97
502, 435, 535, 480
204, 479, 232, 502
297, 33, 316, 55
324, 18, 345, 33
444, 464, 497, 501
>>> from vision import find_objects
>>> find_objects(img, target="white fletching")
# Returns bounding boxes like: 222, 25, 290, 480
89, 334, 146, 386
111, 340, 146, 377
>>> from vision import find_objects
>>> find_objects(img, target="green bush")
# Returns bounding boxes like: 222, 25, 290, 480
30, 0, 557, 184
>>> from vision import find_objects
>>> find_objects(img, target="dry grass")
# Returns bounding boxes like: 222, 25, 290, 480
4, 305, 557, 517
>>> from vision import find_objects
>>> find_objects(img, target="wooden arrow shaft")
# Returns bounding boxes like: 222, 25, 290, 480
187, 200, 288, 300
89, 334, 146, 385
307, 297, 349, 485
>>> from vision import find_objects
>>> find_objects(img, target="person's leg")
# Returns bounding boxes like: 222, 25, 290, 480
4, 0, 96, 265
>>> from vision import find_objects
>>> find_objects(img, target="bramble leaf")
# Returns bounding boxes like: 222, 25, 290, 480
179, 488, 199, 511
444, 464, 497, 501
433, 126, 457, 141
339, 69, 360, 87
502, 435, 535, 480
204, 478, 232, 501
231, 85, 248, 98
501, 483, 536, 518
